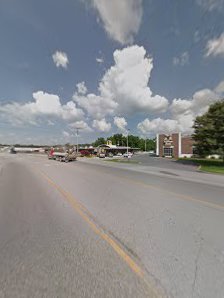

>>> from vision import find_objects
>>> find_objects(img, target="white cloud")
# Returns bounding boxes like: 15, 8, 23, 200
61, 101, 84, 121
170, 88, 219, 116
52, 51, 69, 68
215, 80, 224, 93
0, 91, 84, 126
196, 0, 224, 11
138, 118, 180, 135
73, 45, 168, 119
173, 52, 189, 66
63, 131, 70, 138
114, 116, 127, 132
92, 118, 111, 132
96, 57, 104, 64
138, 83, 224, 135
205, 33, 224, 57
98, 45, 169, 114
73, 93, 117, 119
169, 88, 220, 133
88, 0, 143, 44
76, 81, 87, 95
68, 120, 92, 132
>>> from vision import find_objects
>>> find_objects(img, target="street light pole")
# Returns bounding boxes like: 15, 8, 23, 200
145, 137, 147, 152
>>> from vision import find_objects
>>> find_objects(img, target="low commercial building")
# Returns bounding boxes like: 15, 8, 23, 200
156, 133, 194, 158
97, 140, 139, 156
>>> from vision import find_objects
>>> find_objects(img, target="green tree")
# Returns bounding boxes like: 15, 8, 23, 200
93, 137, 106, 147
138, 138, 156, 151
145, 138, 156, 151
92, 133, 156, 151
193, 100, 224, 161
107, 134, 125, 146
126, 135, 140, 148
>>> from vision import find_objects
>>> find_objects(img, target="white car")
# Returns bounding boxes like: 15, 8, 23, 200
116, 153, 122, 156
123, 152, 133, 158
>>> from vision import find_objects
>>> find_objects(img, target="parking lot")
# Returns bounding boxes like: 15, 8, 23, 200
131, 153, 197, 172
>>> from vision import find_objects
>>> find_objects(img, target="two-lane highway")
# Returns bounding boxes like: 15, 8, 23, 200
0, 156, 154, 298
1, 154, 224, 297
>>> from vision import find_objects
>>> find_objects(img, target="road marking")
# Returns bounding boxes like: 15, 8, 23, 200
118, 175, 224, 212
39, 171, 162, 298
77, 164, 224, 212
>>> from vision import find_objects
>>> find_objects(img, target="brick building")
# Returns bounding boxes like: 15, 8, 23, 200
156, 133, 194, 158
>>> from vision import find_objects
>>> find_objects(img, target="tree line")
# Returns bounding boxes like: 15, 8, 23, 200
92, 134, 156, 151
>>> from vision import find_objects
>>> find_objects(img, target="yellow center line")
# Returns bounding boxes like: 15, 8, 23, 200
118, 175, 224, 212
39, 170, 162, 298
79, 164, 224, 212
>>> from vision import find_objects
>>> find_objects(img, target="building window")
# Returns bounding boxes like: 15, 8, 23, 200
163, 147, 173, 157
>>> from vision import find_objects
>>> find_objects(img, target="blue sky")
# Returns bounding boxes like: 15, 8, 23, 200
0, 0, 224, 144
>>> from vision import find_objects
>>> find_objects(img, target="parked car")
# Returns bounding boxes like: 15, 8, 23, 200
123, 152, 133, 158
116, 153, 122, 156
80, 150, 91, 157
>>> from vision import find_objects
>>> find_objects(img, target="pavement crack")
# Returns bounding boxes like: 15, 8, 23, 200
159, 170, 179, 177
192, 233, 204, 297
107, 229, 141, 262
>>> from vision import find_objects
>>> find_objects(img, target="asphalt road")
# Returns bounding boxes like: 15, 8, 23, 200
0, 154, 224, 298
131, 154, 197, 172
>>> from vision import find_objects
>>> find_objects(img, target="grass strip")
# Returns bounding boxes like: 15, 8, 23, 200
177, 158, 224, 174
200, 165, 224, 174
105, 159, 140, 164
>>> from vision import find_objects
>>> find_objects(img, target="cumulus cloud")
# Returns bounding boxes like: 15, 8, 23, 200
99, 45, 168, 114
0, 91, 84, 126
215, 80, 224, 93
114, 116, 127, 132
92, 118, 111, 132
173, 52, 189, 66
205, 33, 224, 57
52, 51, 69, 68
138, 84, 224, 135
68, 120, 92, 132
73, 45, 168, 119
76, 81, 87, 95
61, 101, 84, 121
88, 0, 143, 44
73, 93, 117, 119
138, 118, 180, 135
170, 88, 220, 117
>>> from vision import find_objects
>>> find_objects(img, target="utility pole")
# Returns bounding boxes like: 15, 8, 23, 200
145, 137, 147, 152
126, 129, 130, 155
75, 127, 82, 154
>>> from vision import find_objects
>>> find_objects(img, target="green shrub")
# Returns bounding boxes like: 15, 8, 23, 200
178, 157, 224, 167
